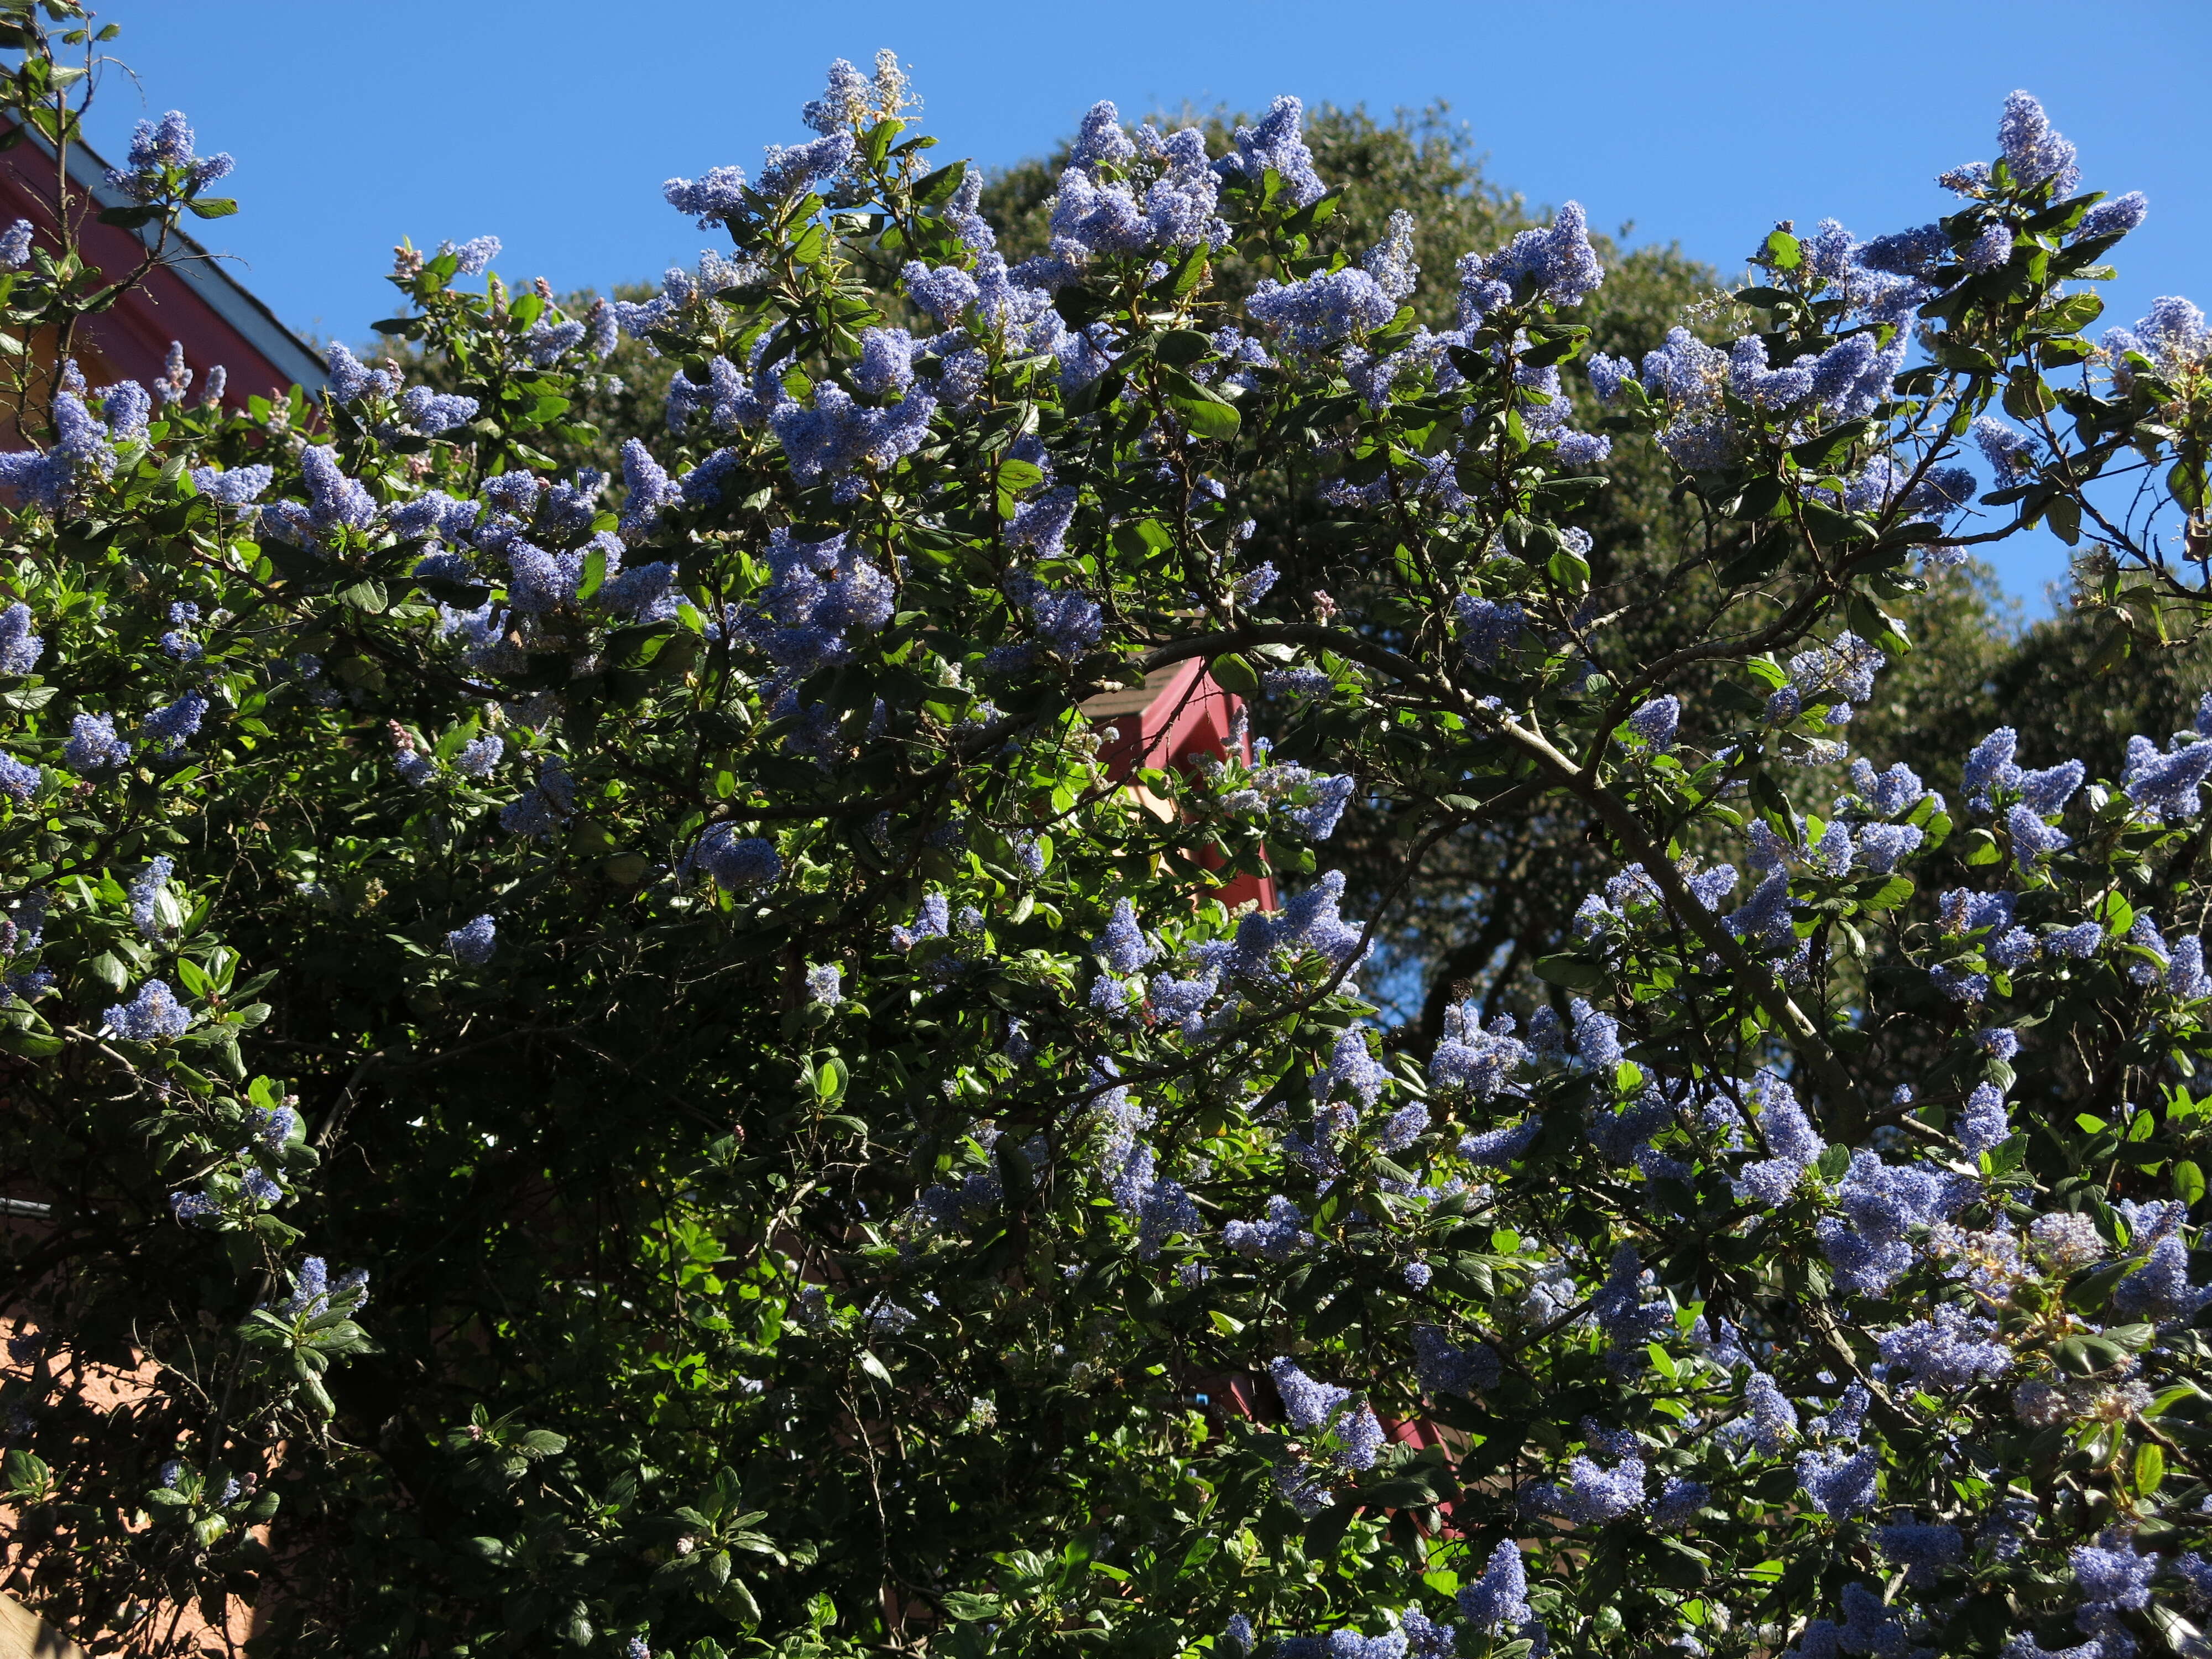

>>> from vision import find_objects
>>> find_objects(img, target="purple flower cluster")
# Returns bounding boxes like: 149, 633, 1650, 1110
1523, 1451, 1645, 1525
1223, 96, 1326, 207
446, 914, 497, 965
732, 527, 895, 685
687, 827, 782, 890
105, 109, 233, 203
1733, 1071, 1824, 1206
1624, 696, 1679, 751
1877, 1302, 2011, 1387
0, 603, 44, 676
1457, 201, 1604, 319
1411, 1324, 1499, 1396
1267, 1357, 1383, 1471
1428, 1004, 1526, 1098
261, 446, 378, 551
1817, 1151, 1974, 1296
2122, 731, 2212, 822
106, 977, 190, 1041
1224, 1194, 1316, 1261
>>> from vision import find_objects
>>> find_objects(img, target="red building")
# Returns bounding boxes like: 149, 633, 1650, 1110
1086, 658, 1277, 912
0, 119, 325, 416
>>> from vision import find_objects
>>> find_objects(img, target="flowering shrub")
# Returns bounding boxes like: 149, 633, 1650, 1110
4, 9, 2212, 1659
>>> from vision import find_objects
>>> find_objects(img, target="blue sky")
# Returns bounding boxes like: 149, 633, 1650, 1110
81, 0, 2210, 610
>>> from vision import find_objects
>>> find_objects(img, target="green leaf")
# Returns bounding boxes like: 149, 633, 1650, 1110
336, 579, 388, 613
1535, 953, 1607, 992
1858, 876, 1914, 913
912, 161, 968, 207
2175, 1160, 2205, 1207
1786, 419, 1871, 471
1171, 393, 1240, 440
2135, 1440, 2166, 1496
186, 197, 240, 220
1208, 653, 1260, 695
2171, 458, 2209, 514
2054, 1334, 2130, 1376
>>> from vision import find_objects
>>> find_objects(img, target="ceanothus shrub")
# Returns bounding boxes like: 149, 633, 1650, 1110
3, 13, 2212, 1659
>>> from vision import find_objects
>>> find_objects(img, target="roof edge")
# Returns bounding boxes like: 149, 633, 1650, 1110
3, 119, 326, 390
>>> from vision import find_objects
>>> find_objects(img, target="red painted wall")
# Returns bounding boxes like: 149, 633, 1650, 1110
0, 125, 316, 411
1095, 657, 1278, 913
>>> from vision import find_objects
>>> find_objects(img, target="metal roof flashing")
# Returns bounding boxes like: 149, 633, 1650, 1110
2, 118, 326, 390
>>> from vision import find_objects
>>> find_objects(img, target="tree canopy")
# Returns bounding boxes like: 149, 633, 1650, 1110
4, 17, 2212, 1659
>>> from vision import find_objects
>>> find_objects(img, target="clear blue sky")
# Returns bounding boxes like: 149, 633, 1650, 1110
78, 0, 2210, 611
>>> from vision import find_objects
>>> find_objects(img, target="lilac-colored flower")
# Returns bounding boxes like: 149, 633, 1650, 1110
1225, 96, 1326, 207
2123, 734, 2212, 822
63, 712, 129, 771
453, 733, 503, 779
1524, 1452, 1645, 1525
1248, 268, 1397, 352
0, 752, 39, 802
757, 131, 854, 201
142, 691, 207, 754
1266, 1357, 1383, 1470
127, 855, 174, 939
664, 166, 751, 228
1972, 416, 2037, 477
1855, 823, 1922, 874
1818, 1151, 1973, 1296
1652, 1476, 1708, 1531
446, 914, 497, 965
499, 758, 575, 839
1996, 91, 2079, 191
617, 438, 677, 539
444, 235, 501, 276
1958, 1082, 2011, 1157
0, 603, 43, 676
1877, 1524, 1963, 1588
1624, 696, 1679, 751
1455, 596, 1523, 668
1460, 201, 1604, 316
688, 826, 782, 889
891, 893, 950, 951
1960, 222, 2013, 273
1794, 1446, 1877, 1515
1727, 1370, 1799, 1455
105, 978, 190, 1041
2081, 191, 2148, 239
2113, 1234, 2212, 1325
1411, 1324, 1498, 1397
1962, 727, 2022, 809
1457, 1540, 1531, 1632
2072, 1532, 2154, 1611
399, 387, 479, 434
855, 327, 916, 397
1877, 1302, 2011, 1387
1224, 1194, 1316, 1261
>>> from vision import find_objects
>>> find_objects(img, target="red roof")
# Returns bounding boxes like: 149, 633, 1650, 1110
0, 121, 325, 410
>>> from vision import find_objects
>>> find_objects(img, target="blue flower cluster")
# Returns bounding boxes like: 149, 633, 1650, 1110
104, 109, 233, 203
